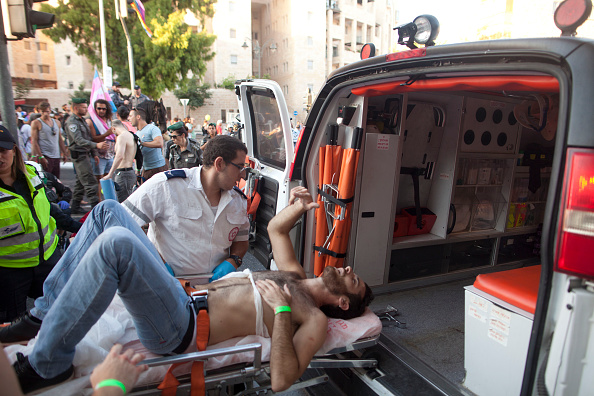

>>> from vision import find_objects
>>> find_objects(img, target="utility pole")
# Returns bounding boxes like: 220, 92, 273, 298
99, 0, 109, 83
117, 0, 135, 90
0, 6, 19, 142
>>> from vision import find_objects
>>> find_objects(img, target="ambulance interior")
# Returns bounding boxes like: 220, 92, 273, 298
302, 73, 559, 393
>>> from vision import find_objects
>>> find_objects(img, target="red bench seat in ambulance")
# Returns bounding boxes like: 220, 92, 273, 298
473, 265, 541, 314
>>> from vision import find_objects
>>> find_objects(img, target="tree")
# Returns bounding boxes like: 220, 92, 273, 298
70, 83, 91, 103
14, 79, 32, 100
218, 74, 236, 90
174, 76, 212, 116
40, 0, 217, 98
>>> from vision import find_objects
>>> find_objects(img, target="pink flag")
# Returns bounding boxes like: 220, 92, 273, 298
89, 70, 117, 141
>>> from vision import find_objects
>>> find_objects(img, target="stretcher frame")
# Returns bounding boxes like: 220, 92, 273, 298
129, 333, 380, 395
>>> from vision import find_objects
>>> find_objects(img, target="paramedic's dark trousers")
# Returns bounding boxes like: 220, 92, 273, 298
28, 200, 191, 378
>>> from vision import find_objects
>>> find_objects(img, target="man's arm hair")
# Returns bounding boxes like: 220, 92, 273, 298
270, 309, 327, 392
268, 187, 318, 279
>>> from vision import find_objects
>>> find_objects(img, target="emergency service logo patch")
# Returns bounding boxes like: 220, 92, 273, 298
229, 227, 239, 241
69, 124, 77, 133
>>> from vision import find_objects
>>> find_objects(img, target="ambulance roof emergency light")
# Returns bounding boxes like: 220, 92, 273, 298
394, 15, 440, 50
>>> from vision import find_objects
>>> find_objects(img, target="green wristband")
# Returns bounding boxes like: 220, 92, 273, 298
95, 379, 126, 394
275, 306, 291, 315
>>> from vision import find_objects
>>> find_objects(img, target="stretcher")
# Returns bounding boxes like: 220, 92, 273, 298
5, 294, 382, 395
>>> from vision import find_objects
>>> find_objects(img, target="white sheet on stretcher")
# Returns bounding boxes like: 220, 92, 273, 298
6, 295, 381, 395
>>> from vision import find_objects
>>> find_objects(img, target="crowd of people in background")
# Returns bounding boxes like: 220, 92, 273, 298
11, 91, 245, 210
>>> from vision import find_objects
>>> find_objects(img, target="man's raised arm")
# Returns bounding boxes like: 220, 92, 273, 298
268, 186, 318, 279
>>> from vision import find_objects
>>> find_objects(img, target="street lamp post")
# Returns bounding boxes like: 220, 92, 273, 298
242, 39, 277, 78
180, 98, 189, 119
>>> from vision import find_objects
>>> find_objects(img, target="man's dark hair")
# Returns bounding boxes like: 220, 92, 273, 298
202, 135, 247, 168
133, 107, 148, 121
117, 105, 130, 120
38, 102, 50, 112
320, 283, 374, 320
95, 99, 112, 120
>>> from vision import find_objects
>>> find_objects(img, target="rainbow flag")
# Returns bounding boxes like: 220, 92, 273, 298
89, 70, 117, 141
131, 0, 152, 38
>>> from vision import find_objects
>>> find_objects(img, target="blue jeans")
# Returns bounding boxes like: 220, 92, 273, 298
29, 200, 191, 378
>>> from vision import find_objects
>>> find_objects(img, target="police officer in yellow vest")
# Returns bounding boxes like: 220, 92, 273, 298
0, 125, 77, 324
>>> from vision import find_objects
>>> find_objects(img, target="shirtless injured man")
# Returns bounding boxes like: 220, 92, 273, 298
10, 187, 374, 394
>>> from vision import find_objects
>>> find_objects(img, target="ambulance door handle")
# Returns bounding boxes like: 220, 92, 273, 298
362, 212, 375, 218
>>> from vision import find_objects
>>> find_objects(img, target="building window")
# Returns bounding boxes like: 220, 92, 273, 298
254, 32, 258, 40
308, 12, 313, 23
65, 55, 71, 65
307, 36, 313, 46
357, 0, 363, 4
307, 60, 313, 70
230, 54, 238, 64
284, 85, 289, 95
229, 1, 235, 12
39, 65, 50, 73
221, 109, 226, 122
68, 81, 74, 89
230, 28, 236, 38
308, 84, 314, 93
26, 64, 34, 73
36, 42, 47, 51
24, 41, 31, 50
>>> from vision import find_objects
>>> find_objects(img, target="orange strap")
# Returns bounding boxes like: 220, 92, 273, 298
157, 289, 210, 395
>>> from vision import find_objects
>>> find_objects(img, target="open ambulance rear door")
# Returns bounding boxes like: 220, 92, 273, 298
235, 79, 296, 267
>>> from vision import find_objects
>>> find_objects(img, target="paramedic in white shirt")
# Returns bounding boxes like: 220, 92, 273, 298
122, 135, 250, 281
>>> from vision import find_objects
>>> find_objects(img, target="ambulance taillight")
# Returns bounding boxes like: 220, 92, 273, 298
556, 148, 594, 279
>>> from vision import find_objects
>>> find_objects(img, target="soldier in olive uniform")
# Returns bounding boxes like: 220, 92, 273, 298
65, 98, 107, 213
167, 122, 203, 169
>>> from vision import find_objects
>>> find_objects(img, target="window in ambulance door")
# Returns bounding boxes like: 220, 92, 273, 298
248, 87, 286, 169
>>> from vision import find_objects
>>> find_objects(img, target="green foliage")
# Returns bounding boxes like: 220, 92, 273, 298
14, 79, 32, 100
70, 83, 91, 103
40, 0, 217, 98
174, 76, 212, 113
218, 74, 236, 90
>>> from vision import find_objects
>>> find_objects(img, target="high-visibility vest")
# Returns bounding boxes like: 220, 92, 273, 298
0, 165, 58, 268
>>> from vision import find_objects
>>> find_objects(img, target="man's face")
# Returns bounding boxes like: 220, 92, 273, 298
129, 110, 139, 127
207, 125, 216, 136
95, 103, 108, 120
40, 108, 51, 119
321, 266, 366, 302
219, 150, 248, 191
113, 85, 120, 93
75, 103, 88, 117
135, 88, 141, 96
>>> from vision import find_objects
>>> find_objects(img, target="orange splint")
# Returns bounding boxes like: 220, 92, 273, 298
473, 265, 541, 314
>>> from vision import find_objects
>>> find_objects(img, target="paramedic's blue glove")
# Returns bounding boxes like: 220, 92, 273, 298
163, 262, 175, 276
57, 200, 70, 210
209, 260, 236, 283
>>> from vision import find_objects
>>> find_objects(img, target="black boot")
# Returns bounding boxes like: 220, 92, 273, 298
0, 311, 42, 344
13, 353, 74, 394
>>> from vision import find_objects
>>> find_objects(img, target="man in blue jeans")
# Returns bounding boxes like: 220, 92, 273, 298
8, 190, 373, 394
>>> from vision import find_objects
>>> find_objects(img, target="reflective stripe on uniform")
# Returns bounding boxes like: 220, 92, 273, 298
123, 200, 151, 224
1, 229, 56, 260
0, 225, 50, 248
